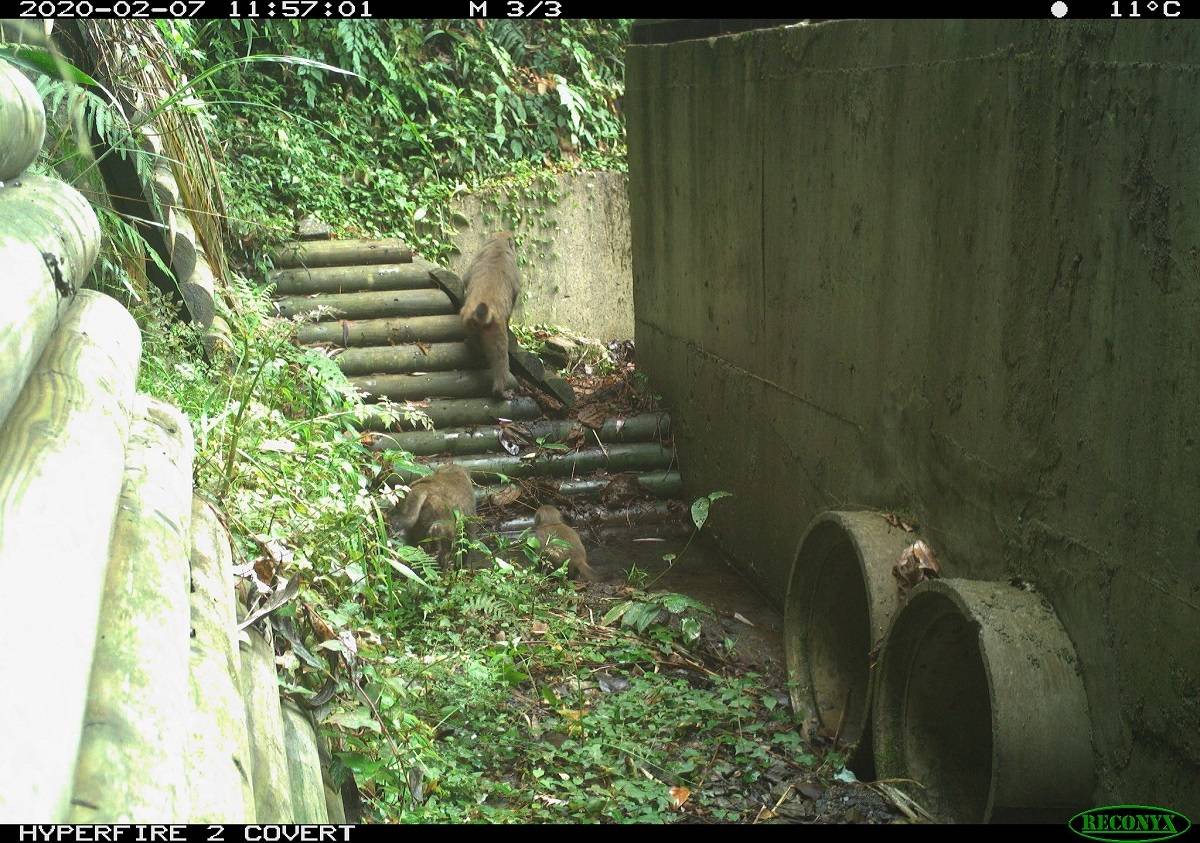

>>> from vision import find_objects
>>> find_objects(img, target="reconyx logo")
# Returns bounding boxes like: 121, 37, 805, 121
1069, 805, 1192, 843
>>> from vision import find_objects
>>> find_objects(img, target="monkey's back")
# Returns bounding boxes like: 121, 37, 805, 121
462, 234, 520, 321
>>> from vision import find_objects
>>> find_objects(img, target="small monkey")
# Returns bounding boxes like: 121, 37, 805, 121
389, 464, 477, 571
533, 505, 599, 582
460, 231, 521, 399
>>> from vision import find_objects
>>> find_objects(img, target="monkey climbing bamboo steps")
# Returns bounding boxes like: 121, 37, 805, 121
269, 233, 687, 537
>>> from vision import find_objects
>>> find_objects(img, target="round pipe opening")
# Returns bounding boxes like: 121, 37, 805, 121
784, 511, 914, 773
873, 579, 1095, 823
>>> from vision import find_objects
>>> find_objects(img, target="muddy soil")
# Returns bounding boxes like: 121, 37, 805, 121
578, 533, 912, 825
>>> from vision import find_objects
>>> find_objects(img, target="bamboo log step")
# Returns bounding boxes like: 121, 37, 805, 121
357, 397, 541, 432
281, 701, 329, 824
335, 343, 480, 376
0, 290, 141, 822
494, 522, 690, 542
276, 289, 453, 321
493, 501, 682, 533
273, 238, 411, 269
270, 263, 435, 296
297, 314, 466, 347
367, 413, 672, 457
185, 498, 255, 823
390, 443, 675, 484
478, 471, 683, 503
69, 397, 195, 823
0, 58, 46, 181
239, 629, 292, 823
351, 370, 494, 402
0, 174, 101, 292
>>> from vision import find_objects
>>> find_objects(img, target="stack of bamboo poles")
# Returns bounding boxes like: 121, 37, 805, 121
271, 235, 687, 539
0, 58, 342, 824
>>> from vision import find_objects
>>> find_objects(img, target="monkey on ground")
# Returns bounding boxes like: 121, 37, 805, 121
533, 505, 600, 582
460, 231, 521, 399
389, 464, 477, 571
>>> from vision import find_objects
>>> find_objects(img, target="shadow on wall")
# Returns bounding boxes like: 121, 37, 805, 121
447, 170, 633, 341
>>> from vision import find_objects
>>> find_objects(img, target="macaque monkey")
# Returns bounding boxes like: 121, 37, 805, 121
390, 464, 477, 571
533, 505, 599, 582
461, 231, 521, 399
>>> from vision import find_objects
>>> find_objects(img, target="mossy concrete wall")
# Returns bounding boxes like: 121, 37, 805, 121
448, 170, 633, 340
626, 20, 1199, 812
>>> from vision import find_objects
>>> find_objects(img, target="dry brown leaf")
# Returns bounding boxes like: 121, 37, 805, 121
893, 540, 942, 594
883, 512, 917, 532
306, 606, 338, 643
576, 404, 607, 430
529, 620, 549, 635
669, 786, 691, 809
489, 485, 522, 507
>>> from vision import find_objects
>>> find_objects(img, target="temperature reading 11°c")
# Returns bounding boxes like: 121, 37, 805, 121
1111, 0, 1181, 14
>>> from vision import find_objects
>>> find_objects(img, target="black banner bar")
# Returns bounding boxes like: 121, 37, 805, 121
0, 1, 1197, 19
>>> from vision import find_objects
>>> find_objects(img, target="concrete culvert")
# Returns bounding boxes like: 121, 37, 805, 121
872, 579, 1095, 824
784, 511, 916, 775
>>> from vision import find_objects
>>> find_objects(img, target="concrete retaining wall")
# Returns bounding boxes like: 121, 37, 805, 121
626, 20, 1200, 812
448, 170, 633, 340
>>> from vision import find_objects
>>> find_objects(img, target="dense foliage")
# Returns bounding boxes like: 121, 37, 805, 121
162, 19, 630, 262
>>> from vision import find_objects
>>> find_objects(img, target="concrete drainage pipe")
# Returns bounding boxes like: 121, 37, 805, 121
872, 578, 1095, 823
784, 510, 916, 775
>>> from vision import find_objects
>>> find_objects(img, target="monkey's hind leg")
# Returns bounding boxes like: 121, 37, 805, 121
486, 325, 517, 399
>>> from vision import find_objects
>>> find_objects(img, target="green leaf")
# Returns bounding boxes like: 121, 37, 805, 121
601, 600, 634, 627
680, 617, 702, 642
691, 490, 732, 529
326, 708, 382, 733
659, 593, 692, 614
0, 45, 99, 86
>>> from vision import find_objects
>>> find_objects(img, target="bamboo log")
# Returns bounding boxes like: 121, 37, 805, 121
411, 257, 576, 407
239, 629, 294, 823
203, 313, 235, 359
273, 238, 411, 268
479, 470, 683, 504
391, 443, 675, 484
277, 288, 453, 321
170, 209, 199, 289
0, 239, 66, 431
0, 290, 141, 822
351, 370, 494, 402
185, 498, 256, 823
494, 501, 681, 533
281, 701, 329, 824
69, 397, 195, 822
179, 251, 216, 328
495, 522, 691, 543
336, 342, 479, 376
316, 736, 346, 824
0, 59, 46, 180
297, 314, 466, 347
151, 160, 180, 211
370, 414, 672, 457
0, 174, 101, 290
270, 262, 435, 296
358, 396, 541, 432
